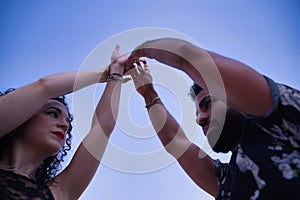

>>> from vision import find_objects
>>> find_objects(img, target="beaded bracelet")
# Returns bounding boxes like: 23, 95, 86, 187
145, 96, 160, 108
107, 73, 123, 83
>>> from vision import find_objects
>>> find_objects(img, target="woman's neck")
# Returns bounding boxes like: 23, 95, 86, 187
0, 164, 36, 179
0, 142, 44, 179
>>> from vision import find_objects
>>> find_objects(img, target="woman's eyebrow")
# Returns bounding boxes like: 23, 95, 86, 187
46, 106, 63, 113
51, 107, 71, 123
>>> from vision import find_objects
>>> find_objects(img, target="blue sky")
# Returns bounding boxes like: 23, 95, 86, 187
1, 1, 300, 199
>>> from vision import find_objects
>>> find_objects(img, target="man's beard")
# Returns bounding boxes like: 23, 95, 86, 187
207, 108, 245, 153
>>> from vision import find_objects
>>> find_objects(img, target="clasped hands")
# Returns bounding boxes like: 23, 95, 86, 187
108, 44, 153, 96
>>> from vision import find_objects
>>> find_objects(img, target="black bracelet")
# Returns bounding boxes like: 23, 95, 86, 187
145, 96, 160, 108
107, 73, 123, 83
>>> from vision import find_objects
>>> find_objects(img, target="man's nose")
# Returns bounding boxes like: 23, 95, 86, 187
196, 112, 210, 126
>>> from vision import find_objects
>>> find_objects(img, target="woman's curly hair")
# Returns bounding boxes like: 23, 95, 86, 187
0, 89, 73, 184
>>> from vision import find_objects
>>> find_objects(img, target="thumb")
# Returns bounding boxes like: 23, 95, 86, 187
111, 44, 121, 62
115, 44, 120, 51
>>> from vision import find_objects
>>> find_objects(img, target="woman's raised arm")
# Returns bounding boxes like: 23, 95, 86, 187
0, 65, 108, 138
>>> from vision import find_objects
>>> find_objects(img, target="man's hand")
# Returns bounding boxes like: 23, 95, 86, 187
130, 61, 154, 97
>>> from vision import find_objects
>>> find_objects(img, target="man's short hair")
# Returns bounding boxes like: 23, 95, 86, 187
189, 82, 203, 101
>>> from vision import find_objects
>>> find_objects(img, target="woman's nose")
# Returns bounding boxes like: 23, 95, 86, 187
57, 120, 69, 132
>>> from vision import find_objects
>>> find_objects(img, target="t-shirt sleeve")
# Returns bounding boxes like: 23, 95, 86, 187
245, 76, 280, 121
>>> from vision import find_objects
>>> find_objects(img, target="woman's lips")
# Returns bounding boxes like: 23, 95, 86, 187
52, 131, 65, 140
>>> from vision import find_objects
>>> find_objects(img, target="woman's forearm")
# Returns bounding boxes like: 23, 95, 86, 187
0, 69, 107, 136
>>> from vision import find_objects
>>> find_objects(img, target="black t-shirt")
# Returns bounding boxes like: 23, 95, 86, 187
0, 169, 54, 200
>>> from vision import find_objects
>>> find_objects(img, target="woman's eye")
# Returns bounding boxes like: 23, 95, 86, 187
47, 111, 58, 118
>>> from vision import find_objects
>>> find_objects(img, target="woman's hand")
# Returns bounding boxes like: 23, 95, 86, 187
109, 44, 129, 75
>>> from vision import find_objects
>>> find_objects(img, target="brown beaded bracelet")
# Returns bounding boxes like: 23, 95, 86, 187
145, 96, 160, 108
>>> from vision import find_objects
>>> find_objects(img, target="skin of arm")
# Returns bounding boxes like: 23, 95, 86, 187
0, 69, 109, 137
0, 44, 126, 199
132, 63, 218, 196
128, 38, 274, 116
49, 46, 127, 200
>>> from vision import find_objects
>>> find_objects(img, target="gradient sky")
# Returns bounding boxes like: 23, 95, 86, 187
1, 1, 299, 200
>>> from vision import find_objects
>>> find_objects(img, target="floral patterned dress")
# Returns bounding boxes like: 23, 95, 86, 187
214, 77, 300, 200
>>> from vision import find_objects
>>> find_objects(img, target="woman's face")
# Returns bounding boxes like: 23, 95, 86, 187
19, 100, 70, 156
